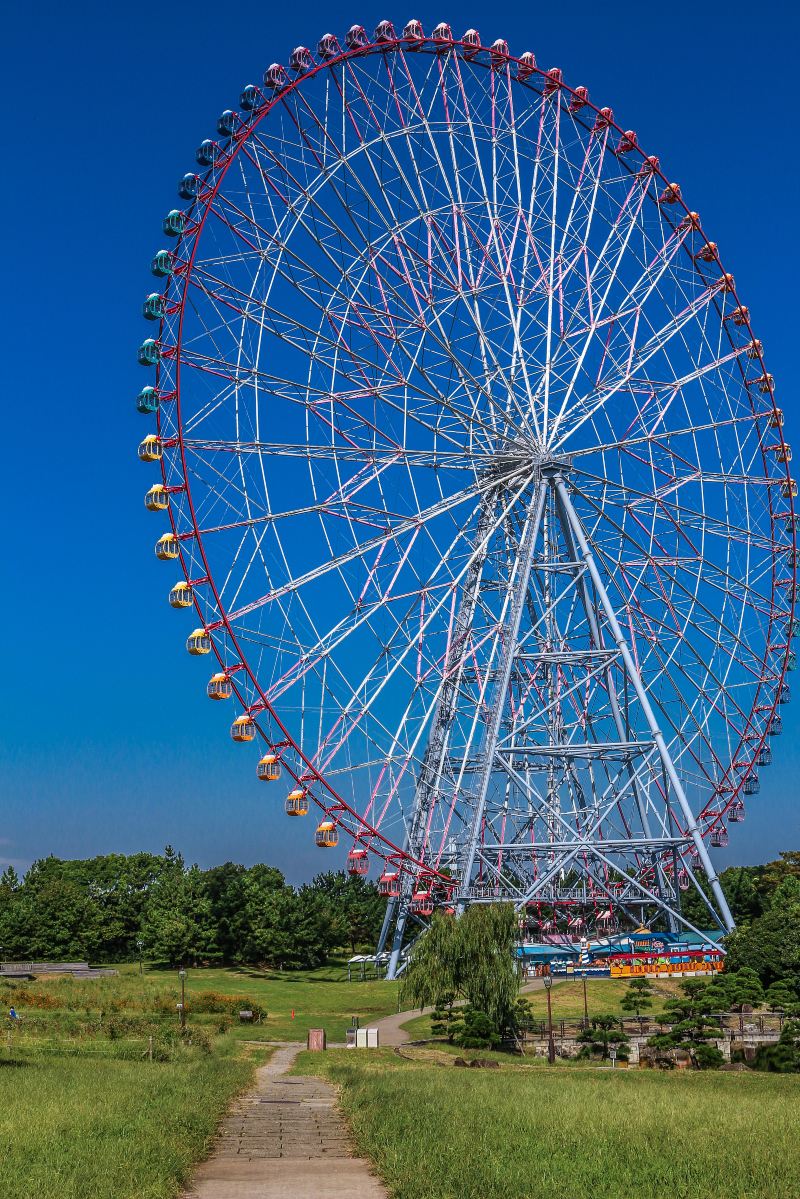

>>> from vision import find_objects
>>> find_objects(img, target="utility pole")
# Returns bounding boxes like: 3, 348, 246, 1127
544, 974, 556, 1065
179, 967, 187, 1031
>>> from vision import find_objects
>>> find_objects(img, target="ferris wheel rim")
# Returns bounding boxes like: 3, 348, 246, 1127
148, 25, 796, 874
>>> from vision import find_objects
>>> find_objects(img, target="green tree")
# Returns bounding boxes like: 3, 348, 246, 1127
304, 872, 386, 955
401, 904, 520, 1034
620, 977, 653, 1019
754, 1018, 800, 1073
727, 967, 764, 1010
725, 877, 800, 989
765, 981, 797, 1011
455, 1007, 498, 1050
577, 1015, 629, 1061
140, 856, 218, 967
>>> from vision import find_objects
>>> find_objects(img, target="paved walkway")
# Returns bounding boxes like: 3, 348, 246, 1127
183, 1043, 387, 1198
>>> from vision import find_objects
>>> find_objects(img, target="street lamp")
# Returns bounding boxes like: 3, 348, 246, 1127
544, 974, 556, 1065
582, 973, 589, 1029
136, 938, 143, 976
178, 968, 187, 1031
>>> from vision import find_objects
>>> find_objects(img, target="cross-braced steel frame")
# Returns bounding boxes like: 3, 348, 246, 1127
380, 460, 735, 977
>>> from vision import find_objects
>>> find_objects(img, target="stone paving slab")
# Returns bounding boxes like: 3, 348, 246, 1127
183, 1043, 388, 1199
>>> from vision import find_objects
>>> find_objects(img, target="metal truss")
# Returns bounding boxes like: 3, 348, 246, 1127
383, 461, 734, 976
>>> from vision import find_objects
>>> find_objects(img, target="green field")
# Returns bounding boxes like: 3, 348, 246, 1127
0, 960, 396, 1198
183, 962, 398, 1042
5, 966, 798, 1199
298, 1048, 800, 1199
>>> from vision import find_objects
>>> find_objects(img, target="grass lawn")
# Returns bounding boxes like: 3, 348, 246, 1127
298, 1048, 800, 1199
0, 1048, 252, 1199
399, 976, 685, 1040
521, 976, 683, 1018
182, 962, 398, 1042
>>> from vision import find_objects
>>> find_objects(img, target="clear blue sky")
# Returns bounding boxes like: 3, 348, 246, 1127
2, 0, 798, 881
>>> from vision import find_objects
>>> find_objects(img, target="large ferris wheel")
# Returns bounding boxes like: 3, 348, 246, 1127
137, 19, 794, 977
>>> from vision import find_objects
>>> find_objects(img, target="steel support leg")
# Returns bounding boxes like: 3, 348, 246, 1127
553, 475, 735, 932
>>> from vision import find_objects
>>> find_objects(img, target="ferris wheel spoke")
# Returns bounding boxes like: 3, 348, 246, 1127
447, 54, 546, 437
586, 516, 775, 708
558, 329, 744, 451
304, 473, 538, 785
545, 195, 682, 445
579, 479, 782, 644
568, 411, 768, 466
242, 104, 532, 446
390, 50, 539, 438
220, 467, 529, 625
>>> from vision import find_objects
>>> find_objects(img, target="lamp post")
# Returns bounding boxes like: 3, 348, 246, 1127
178, 968, 187, 1031
544, 974, 556, 1065
136, 938, 143, 976
582, 973, 589, 1029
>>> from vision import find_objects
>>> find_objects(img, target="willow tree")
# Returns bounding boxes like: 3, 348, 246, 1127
400, 903, 519, 1031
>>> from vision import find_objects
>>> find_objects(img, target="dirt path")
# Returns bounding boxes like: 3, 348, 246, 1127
183, 1043, 387, 1198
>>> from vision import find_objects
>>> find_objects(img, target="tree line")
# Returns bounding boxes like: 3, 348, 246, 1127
0, 848, 386, 969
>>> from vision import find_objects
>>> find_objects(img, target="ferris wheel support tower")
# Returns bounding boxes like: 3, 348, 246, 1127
383, 459, 735, 979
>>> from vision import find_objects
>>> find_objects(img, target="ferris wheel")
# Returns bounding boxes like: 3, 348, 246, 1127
137, 20, 794, 977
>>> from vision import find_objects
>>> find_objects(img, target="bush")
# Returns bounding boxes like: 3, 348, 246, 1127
692, 1044, 724, 1071
187, 991, 267, 1019
454, 1008, 498, 1050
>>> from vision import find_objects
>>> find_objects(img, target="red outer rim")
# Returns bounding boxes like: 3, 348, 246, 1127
148, 28, 795, 879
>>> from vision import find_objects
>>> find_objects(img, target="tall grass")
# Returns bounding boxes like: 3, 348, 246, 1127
0, 960, 399, 1043
0, 1052, 251, 1199
304, 1050, 800, 1199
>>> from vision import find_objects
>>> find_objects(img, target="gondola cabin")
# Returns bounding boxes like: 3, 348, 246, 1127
186, 628, 211, 655
410, 890, 434, 917
137, 386, 160, 414
155, 533, 179, 560
138, 435, 163, 462
162, 209, 186, 237
142, 293, 165, 321
378, 871, 400, 898
286, 789, 309, 816
169, 581, 193, 608
315, 820, 338, 848
207, 673, 232, 701
230, 714, 256, 742
347, 848, 369, 876
256, 753, 281, 782
145, 484, 169, 511
151, 250, 173, 277
138, 339, 160, 366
